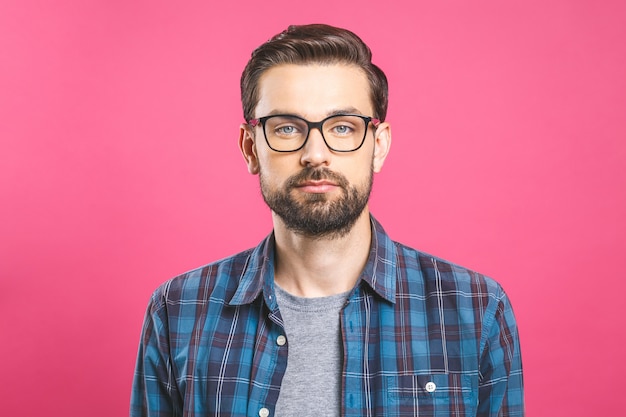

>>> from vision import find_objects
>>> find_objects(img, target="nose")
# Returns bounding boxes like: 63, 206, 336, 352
300, 127, 331, 167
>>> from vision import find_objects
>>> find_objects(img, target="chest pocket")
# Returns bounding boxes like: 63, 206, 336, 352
386, 373, 477, 416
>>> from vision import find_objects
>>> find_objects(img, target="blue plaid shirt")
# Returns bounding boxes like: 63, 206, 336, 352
131, 217, 524, 416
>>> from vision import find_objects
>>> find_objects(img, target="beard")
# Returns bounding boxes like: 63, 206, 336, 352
260, 166, 373, 239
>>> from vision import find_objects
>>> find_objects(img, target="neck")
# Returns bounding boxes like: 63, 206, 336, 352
272, 209, 372, 298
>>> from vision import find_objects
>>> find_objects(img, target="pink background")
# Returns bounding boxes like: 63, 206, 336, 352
1, 0, 625, 415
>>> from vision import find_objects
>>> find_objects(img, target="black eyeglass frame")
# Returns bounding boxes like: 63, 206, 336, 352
247, 113, 381, 153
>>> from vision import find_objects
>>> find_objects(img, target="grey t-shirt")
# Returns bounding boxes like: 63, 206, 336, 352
274, 285, 349, 417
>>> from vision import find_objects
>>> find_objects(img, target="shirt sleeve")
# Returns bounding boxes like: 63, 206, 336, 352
477, 287, 525, 416
130, 289, 182, 417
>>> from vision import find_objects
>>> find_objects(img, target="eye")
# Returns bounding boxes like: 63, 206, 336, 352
325, 115, 363, 137
275, 125, 299, 136
266, 116, 307, 139
331, 124, 354, 135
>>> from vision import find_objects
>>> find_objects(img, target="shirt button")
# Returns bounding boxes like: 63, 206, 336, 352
425, 381, 437, 393
259, 407, 270, 417
276, 335, 287, 346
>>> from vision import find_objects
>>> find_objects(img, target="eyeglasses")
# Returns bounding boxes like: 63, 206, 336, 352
248, 114, 380, 152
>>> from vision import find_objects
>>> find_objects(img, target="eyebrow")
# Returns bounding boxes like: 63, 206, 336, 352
262, 107, 365, 118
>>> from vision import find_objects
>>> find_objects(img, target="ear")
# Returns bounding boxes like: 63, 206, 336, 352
239, 123, 260, 175
372, 121, 391, 173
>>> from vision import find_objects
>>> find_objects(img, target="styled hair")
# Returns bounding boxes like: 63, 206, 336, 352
240, 24, 388, 122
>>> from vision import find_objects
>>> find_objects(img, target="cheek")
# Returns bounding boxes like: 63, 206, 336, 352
342, 155, 375, 182
257, 155, 298, 183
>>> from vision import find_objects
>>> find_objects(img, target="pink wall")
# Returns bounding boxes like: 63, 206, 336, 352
1, 0, 625, 415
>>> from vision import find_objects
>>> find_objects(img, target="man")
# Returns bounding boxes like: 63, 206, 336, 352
131, 24, 524, 417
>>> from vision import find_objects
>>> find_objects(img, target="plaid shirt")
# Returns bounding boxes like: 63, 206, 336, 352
131, 217, 524, 416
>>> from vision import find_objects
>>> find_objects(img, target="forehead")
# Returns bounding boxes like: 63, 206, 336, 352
255, 64, 372, 118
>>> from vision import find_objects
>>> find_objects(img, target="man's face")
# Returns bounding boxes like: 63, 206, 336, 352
240, 63, 390, 239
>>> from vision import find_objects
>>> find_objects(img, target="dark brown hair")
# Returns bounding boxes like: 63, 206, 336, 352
240, 24, 388, 122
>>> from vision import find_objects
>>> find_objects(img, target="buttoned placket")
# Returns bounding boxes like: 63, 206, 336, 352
341, 290, 367, 414
248, 296, 288, 417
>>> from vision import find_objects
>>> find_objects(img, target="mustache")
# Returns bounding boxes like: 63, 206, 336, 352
285, 167, 349, 189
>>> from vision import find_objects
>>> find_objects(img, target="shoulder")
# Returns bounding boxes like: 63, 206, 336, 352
148, 247, 256, 312
392, 240, 507, 305
391, 241, 519, 352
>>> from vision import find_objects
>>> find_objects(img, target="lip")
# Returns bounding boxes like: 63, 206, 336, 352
295, 179, 339, 193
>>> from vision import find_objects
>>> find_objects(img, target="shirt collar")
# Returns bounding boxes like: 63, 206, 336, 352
359, 216, 397, 303
228, 216, 398, 307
